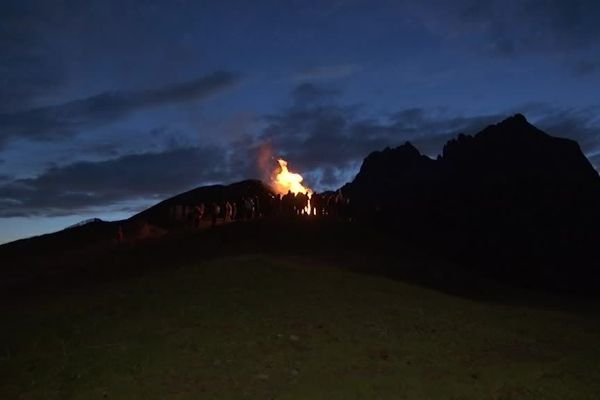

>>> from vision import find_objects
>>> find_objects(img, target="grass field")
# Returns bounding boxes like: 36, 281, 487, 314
2, 250, 600, 399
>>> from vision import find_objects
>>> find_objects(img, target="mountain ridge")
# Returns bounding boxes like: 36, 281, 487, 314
344, 113, 600, 291
2, 113, 600, 292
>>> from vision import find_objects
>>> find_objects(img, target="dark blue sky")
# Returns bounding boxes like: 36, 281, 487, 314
1, 0, 600, 243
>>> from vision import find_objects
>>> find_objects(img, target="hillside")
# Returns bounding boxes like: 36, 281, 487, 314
2, 248, 600, 399
2, 114, 600, 294
0, 180, 273, 270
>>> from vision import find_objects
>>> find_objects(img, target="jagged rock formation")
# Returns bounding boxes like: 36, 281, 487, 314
345, 114, 600, 291
3, 115, 598, 293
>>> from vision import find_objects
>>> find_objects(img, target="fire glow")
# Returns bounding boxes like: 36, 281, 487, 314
273, 159, 311, 195
272, 158, 313, 214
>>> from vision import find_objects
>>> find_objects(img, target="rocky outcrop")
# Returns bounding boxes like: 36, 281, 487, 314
345, 114, 600, 291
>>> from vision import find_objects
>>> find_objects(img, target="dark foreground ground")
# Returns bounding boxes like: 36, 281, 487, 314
1, 218, 600, 399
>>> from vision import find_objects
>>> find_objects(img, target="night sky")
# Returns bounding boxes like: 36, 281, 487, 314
1, 0, 600, 243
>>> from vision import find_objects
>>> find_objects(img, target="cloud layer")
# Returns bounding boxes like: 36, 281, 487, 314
0, 146, 229, 217
1, 82, 599, 217
0, 71, 240, 148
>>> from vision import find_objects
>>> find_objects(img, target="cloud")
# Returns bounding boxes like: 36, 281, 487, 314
291, 82, 342, 106
478, 1, 599, 52
237, 84, 505, 190
302, 92, 497, 162
0, 71, 240, 148
291, 64, 362, 81
245, 84, 600, 191
0, 1, 66, 113
408, 0, 600, 65
3, 82, 599, 217
572, 60, 600, 77
0, 146, 234, 217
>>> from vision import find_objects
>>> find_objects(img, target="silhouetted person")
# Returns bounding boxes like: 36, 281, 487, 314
186, 206, 195, 227
326, 194, 336, 218
224, 201, 233, 222
243, 197, 254, 220
231, 201, 237, 221
254, 196, 261, 218
194, 203, 205, 228
237, 199, 243, 220
174, 205, 184, 221
211, 202, 221, 228
337, 196, 344, 220
311, 192, 320, 216
116, 225, 124, 243
282, 191, 294, 216
275, 194, 282, 216
295, 192, 308, 215
342, 197, 352, 222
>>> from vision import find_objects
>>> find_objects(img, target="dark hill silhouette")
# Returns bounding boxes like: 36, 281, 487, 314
0, 180, 273, 261
131, 179, 274, 229
2, 114, 599, 293
0, 179, 275, 286
345, 114, 600, 291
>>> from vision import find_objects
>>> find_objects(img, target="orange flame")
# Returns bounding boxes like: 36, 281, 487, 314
272, 158, 313, 214
272, 159, 310, 195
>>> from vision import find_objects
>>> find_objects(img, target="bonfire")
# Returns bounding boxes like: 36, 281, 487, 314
271, 158, 313, 214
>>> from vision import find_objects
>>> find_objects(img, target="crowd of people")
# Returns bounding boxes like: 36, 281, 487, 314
169, 190, 353, 229
278, 190, 352, 219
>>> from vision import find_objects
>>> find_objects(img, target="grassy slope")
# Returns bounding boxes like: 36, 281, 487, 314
2, 253, 600, 399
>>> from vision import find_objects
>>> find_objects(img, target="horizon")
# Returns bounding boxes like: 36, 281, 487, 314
2, 112, 598, 245
1, 0, 600, 243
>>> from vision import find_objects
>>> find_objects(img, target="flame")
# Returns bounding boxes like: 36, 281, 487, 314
272, 158, 313, 214
273, 159, 310, 195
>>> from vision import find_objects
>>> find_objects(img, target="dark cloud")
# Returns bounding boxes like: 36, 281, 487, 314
289, 97, 498, 167
3, 81, 600, 217
0, 71, 240, 148
0, 146, 233, 217
572, 60, 600, 77
245, 84, 600, 190
388, 109, 506, 154
412, 0, 600, 62
488, 1, 598, 53
0, 1, 66, 113
81, 142, 121, 158
236, 84, 504, 189
291, 64, 362, 81
291, 83, 342, 105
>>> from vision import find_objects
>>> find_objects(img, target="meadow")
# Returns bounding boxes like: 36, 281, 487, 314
2, 220, 600, 400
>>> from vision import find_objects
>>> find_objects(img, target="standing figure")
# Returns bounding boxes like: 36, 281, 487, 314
224, 201, 233, 222
254, 196, 261, 218
232, 201, 238, 221
275, 194, 282, 216
282, 191, 293, 216
311, 192, 320, 216
116, 225, 124, 243
244, 197, 254, 220
194, 203, 205, 228
211, 202, 221, 228
295, 192, 308, 215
